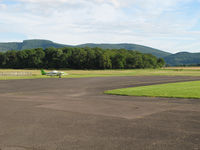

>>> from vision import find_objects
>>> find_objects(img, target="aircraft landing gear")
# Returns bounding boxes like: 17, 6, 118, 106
59, 73, 62, 78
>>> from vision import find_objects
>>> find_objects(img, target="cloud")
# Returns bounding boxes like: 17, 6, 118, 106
0, 0, 200, 53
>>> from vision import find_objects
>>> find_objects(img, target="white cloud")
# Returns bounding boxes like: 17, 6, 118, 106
0, 0, 200, 53
0, 0, 6, 9
0, 4, 6, 9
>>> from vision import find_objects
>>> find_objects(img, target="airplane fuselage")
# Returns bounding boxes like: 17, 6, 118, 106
46, 70, 64, 76
41, 69, 67, 78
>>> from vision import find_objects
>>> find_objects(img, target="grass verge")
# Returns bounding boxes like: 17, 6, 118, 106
0, 68, 200, 80
105, 81, 200, 99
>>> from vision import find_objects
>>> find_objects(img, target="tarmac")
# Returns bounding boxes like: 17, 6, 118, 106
0, 76, 200, 150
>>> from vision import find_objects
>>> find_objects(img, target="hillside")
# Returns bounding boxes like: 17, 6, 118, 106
77, 43, 171, 58
164, 52, 200, 66
0, 42, 21, 52
0, 39, 69, 52
3, 39, 200, 66
0, 39, 171, 58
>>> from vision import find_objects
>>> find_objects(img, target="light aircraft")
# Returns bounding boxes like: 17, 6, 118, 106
41, 69, 67, 78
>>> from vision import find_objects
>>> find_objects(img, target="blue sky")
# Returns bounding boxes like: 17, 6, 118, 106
0, 0, 200, 53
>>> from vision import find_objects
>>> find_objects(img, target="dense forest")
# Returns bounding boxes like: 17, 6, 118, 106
0, 47, 165, 69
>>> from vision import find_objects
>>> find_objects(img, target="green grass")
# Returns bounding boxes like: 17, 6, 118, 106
0, 67, 200, 80
105, 81, 200, 99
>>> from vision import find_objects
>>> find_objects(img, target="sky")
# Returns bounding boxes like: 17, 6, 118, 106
0, 0, 200, 53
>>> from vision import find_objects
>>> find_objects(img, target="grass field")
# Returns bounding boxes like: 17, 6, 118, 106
0, 67, 200, 80
164, 67, 200, 70
105, 80, 200, 99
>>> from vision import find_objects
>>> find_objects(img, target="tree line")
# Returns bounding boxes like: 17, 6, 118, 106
0, 47, 165, 69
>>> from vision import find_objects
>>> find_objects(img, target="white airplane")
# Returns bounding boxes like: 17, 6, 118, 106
41, 69, 67, 78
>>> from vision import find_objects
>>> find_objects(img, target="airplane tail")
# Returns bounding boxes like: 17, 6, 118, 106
41, 69, 46, 75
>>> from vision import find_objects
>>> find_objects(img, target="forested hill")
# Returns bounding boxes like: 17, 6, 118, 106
77, 43, 171, 58
0, 39, 171, 58
164, 52, 200, 66
0, 40, 69, 52
2, 39, 200, 66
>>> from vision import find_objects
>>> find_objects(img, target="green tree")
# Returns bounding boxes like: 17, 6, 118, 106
0, 47, 165, 69
157, 58, 165, 68
4, 50, 18, 68
99, 52, 112, 69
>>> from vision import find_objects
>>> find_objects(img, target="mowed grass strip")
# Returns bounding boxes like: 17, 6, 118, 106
105, 81, 200, 99
0, 68, 200, 80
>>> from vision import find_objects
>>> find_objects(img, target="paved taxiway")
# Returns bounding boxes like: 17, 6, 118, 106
0, 76, 200, 150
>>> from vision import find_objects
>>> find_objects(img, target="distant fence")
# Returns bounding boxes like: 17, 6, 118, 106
0, 72, 32, 76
